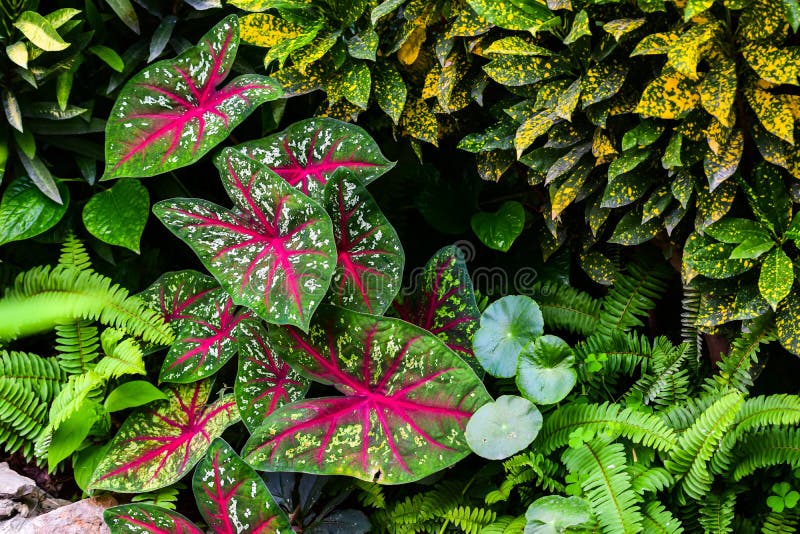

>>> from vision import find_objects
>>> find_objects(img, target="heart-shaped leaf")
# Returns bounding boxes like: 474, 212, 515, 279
392, 246, 482, 372
104, 15, 282, 179
323, 170, 404, 314
104, 504, 203, 533
138, 270, 218, 329
193, 439, 292, 533
0, 176, 69, 246
465, 395, 542, 460
473, 295, 544, 378
516, 335, 577, 405
242, 305, 491, 484
82, 179, 150, 252
235, 320, 309, 432
234, 118, 394, 198
154, 149, 337, 330
89, 380, 239, 492
470, 200, 526, 252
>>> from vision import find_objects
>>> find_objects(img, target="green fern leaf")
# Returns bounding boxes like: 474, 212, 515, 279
733, 428, 800, 481
761, 508, 800, 534
596, 262, 670, 336
532, 281, 600, 336
55, 321, 100, 374
708, 316, 775, 392
444, 506, 497, 534
629, 337, 691, 407
641, 501, 684, 534
0, 351, 66, 399
0, 377, 48, 439
58, 234, 93, 271
698, 490, 736, 534
94, 329, 145, 379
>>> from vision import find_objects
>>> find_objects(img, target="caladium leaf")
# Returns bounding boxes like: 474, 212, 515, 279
236, 320, 309, 432
104, 504, 203, 533
104, 15, 282, 179
193, 439, 292, 534
242, 306, 491, 484
89, 380, 239, 492
234, 118, 394, 199
323, 170, 404, 314
154, 150, 337, 330
392, 246, 482, 372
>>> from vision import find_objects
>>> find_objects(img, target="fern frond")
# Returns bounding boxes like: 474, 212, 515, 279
0, 351, 67, 399
47, 371, 104, 429
575, 332, 654, 394
596, 262, 670, 337
761, 508, 800, 534
707, 317, 775, 393
480, 515, 526, 534
698, 490, 736, 534
629, 466, 675, 494
94, 329, 145, 379
641, 501, 684, 534
664, 390, 743, 501
680, 284, 702, 363
536, 402, 677, 454
0, 265, 174, 345
562, 439, 643, 533
732, 428, 800, 481
659, 391, 718, 432
0, 377, 48, 439
444, 506, 496, 534
532, 281, 600, 336
58, 234, 92, 271
487, 452, 564, 504
628, 338, 690, 408
55, 320, 100, 374
354, 480, 386, 509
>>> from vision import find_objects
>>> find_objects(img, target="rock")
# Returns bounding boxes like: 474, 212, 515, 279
0, 463, 39, 500
0, 494, 117, 534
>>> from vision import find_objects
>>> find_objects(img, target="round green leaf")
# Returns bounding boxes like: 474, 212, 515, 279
516, 335, 577, 405
471, 200, 525, 252
473, 295, 544, 377
82, 179, 149, 253
760, 248, 794, 310
0, 176, 68, 246
524, 495, 595, 534
465, 395, 542, 460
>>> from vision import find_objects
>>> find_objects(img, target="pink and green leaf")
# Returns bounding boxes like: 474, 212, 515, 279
193, 439, 292, 534
89, 380, 239, 492
153, 149, 337, 330
393, 246, 482, 372
233, 118, 394, 199
323, 170, 404, 314
235, 320, 309, 432
104, 15, 282, 179
242, 306, 491, 484
104, 504, 202, 534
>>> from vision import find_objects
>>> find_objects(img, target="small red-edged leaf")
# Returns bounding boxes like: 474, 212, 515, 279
235, 320, 309, 432
323, 169, 404, 314
89, 380, 239, 492
104, 504, 202, 534
393, 246, 482, 372
154, 150, 337, 330
242, 305, 491, 484
104, 15, 282, 179
234, 118, 394, 199
193, 439, 292, 534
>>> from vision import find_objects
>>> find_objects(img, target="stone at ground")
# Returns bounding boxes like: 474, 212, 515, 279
0, 494, 117, 534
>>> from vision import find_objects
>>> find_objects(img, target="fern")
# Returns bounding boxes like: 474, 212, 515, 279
481, 516, 526, 534
680, 284, 702, 363
94, 329, 146, 379
575, 331, 654, 391
354, 480, 386, 509
596, 262, 670, 337
0, 265, 174, 345
628, 338, 691, 408
659, 391, 718, 432
486, 452, 564, 504
0, 378, 49, 440
55, 320, 100, 374
708, 317, 775, 393
641, 501, 684, 534
732, 428, 800, 481
629, 466, 675, 495
443, 506, 496, 534
0, 350, 67, 399
58, 233, 93, 271
47, 371, 104, 429
532, 281, 600, 336
761, 508, 800, 534
698, 490, 736, 534
562, 439, 643, 533
536, 402, 677, 454
664, 390, 743, 501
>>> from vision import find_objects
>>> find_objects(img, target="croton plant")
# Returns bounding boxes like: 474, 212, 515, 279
80, 14, 493, 531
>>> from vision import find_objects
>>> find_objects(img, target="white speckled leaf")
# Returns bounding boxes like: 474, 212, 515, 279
104, 504, 203, 533
104, 15, 282, 179
323, 169, 404, 314
192, 439, 292, 534
153, 149, 337, 330
234, 118, 394, 199
235, 320, 309, 432
242, 305, 492, 484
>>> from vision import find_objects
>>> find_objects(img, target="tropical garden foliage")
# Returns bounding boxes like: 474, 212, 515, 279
1, 1, 800, 533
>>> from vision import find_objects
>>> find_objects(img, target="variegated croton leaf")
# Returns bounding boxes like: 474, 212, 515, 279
235, 320, 309, 432
323, 169, 404, 314
104, 504, 203, 534
242, 305, 491, 484
138, 270, 249, 383
104, 15, 282, 179
234, 118, 394, 198
393, 245, 482, 372
89, 380, 239, 492
193, 439, 293, 533
153, 149, 337, 331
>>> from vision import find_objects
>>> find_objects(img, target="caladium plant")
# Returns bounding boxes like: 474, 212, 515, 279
154, 149, 337, 330
104, 15, 282, 179
138, 271, 249, 383
234, 118, 394, 199
323, 169, 404, 315
242, 305, 491, 484
89, 380, 239, 492
103, 439, 292, 533
393, 246, 482, 372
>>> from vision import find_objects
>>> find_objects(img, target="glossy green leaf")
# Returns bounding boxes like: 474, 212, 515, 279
348, 28, 379, 61
683, 233, 754, 280
5, 41, 28, 69
82, 179, 149, 253
608, 207, 662, 245
14, 11, 69, 51
728, 237, 775, 260
782, 0, 800, 31
474, 295, 544, 378
484, 56, 569, 87
622, 120, 664, 150
603, 18, 646, 41
516, 335, 576, 405
148, 16, 177, 62
373, 63, 407, 125
471, 201, 525, 252
0, 176, 68, 246
104, 381, 168, 412
759, 248, 794, 310
484, 36, 553, 56
106, 0, 140, 33
704, 129, 743, 191
466, 0, 553, 31
48, 403, 101, 470
465, 395, 542, 460
705, 218, 772, 245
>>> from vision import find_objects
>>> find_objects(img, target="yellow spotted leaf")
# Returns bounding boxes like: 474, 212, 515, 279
777, 290, 800, 355
515, 111, 560, 157
551, 158, 592, 218
699, 56, 736, 127
484, 36, 553, 56
554, 78, 582, 120
373, 63, 407, 125
446, 6, 491, 38
239, 13, 303, 48
603, 18, 646, 40
695, 181, 736, 231
484, 56, 571, 87
563, 10, 591, 44
667, 23, 720, 80
398, 18, 427, 65
402, 97, 438, 146
580, 62, 627, 107
477, 150, 516, 182
743, 44, 800, 86
759, 248, 794, 310
751, 123, 800, 179
630, 32, 678, 56
704, 128, 743, 191
438, 51, 467, 112
294, 32, 339, 74
745, 83, 795, 145
637, 71, 699, 119
706, 116, 734, 155
592, 127, 617, 161
739, 0, 785, 42
683, 0, 714, 20
466, 0, 554, 31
